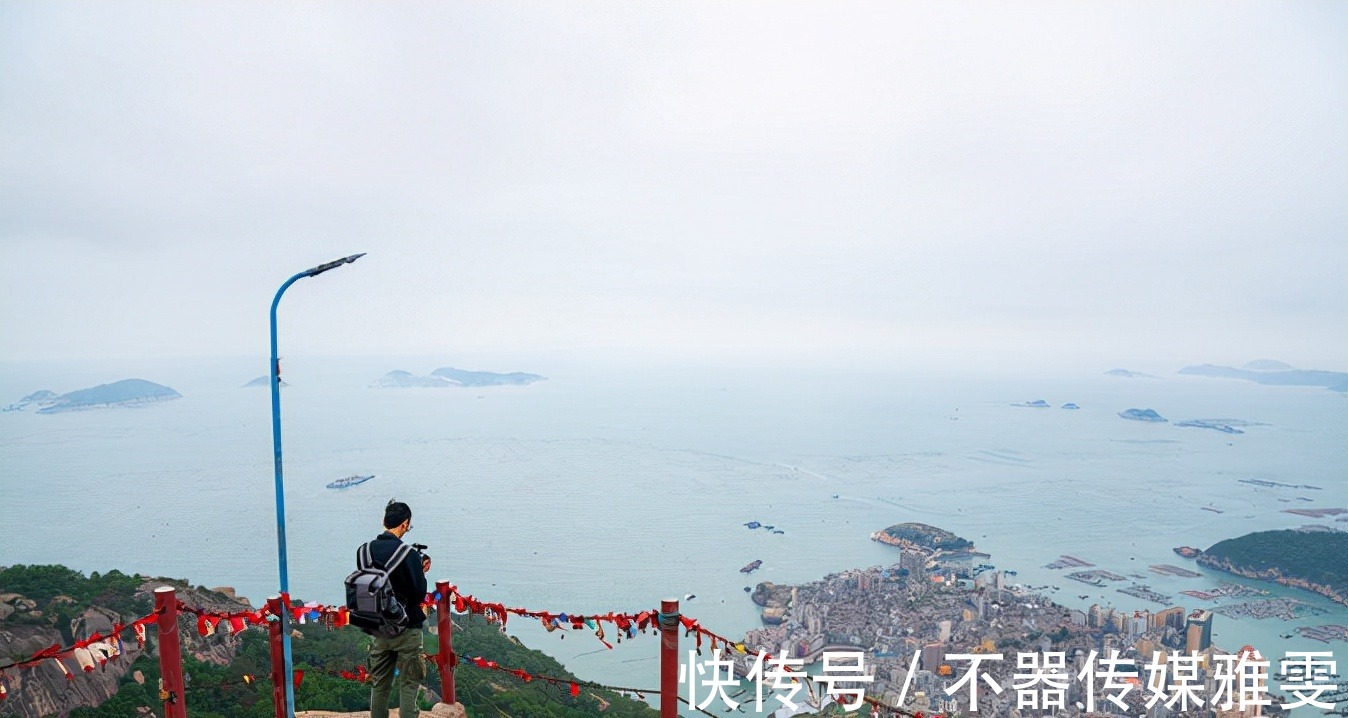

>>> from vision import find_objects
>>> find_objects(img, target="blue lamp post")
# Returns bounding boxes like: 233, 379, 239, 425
269, 253, 364, 718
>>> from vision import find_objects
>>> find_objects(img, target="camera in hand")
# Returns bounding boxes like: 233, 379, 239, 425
412, 543, 430, 561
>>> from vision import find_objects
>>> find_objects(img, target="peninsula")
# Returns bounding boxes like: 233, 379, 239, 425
1179, 361, 1348, 392
871, 522, 973, 551
1189, 529, 1348, 607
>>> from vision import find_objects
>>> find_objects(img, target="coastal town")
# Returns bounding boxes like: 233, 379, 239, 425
736, 523, 1343, 718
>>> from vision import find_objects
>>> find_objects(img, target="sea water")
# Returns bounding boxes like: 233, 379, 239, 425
2, 356, 1345, 707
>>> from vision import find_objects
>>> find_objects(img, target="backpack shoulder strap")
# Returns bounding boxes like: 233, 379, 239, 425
386, 542, 414, 572
357, 541, 375, 570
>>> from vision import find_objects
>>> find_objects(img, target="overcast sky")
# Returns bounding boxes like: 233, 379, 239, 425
2, 2, 1345, 369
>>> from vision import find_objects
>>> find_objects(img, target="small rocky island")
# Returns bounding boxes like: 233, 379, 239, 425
5, 380, 181, 413
372, 366, 546, 388
242, 376, 287, 388
1118, 408, 1166, 422
1012, 399, 1050, 408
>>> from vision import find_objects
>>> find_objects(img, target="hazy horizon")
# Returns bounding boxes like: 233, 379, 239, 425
3, 3, 1346, 368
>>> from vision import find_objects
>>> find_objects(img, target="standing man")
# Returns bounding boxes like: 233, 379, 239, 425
367, 499, 430, 718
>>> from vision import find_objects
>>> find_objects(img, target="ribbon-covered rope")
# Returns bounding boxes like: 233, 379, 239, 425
0, 607, 162, 700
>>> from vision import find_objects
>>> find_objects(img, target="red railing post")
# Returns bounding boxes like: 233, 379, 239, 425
659, 598, 679, 718
434, 580, 456, 704
266, 596, 287, 718
153, 587, 187, 718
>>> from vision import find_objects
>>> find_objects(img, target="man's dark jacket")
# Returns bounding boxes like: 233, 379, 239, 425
366, 531, 427, 628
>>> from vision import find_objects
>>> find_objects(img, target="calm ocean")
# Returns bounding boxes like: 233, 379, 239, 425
2, 356, 1345, 705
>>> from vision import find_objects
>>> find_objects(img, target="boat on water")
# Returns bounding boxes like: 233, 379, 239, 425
327, 474, 375, 489
741, 559, 763, 574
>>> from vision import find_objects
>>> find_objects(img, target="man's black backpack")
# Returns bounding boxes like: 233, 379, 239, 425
345, 541, 413, 638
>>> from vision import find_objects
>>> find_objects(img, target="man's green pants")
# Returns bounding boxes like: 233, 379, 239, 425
370, 630, 425, 718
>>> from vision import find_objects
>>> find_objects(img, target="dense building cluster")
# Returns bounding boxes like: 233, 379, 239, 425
740, 551, 1292, 718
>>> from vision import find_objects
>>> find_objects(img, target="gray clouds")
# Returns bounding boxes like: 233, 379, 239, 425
2, 2, 1345, 366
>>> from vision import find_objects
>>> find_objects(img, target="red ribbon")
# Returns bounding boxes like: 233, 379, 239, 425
32, 644, 63, 660
339, 665, 370, 682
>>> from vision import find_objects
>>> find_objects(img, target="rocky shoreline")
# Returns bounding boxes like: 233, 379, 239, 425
1195, 553, 1348, 608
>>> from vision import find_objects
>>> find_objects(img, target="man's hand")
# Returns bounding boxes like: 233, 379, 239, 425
422, 556, 432, 573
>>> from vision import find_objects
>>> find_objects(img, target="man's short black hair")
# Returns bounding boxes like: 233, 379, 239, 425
384, 499, 412, 529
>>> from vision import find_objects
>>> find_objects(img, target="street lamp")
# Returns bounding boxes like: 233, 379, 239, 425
269, 253, 364, 718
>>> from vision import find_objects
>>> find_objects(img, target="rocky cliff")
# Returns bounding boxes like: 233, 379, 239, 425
0, 580, 252, 718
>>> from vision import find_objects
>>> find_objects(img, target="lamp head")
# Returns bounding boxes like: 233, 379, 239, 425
305, 253, 366, 277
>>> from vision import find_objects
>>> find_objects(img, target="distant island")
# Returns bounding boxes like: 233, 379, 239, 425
1105, 368, 1155, 378
1118, 408, 1166, 422
430, 366, 546, 386
1175, 419, 1247, 434
5, 379, 181, 414
1179, 361, 1348, 392
242, 376, 287, 388
372, 366, 546, 388
372, 370, 455, 388
1190, 529, 1348, 607
1009, 400, 1077, 409
871, 522, 974, 551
